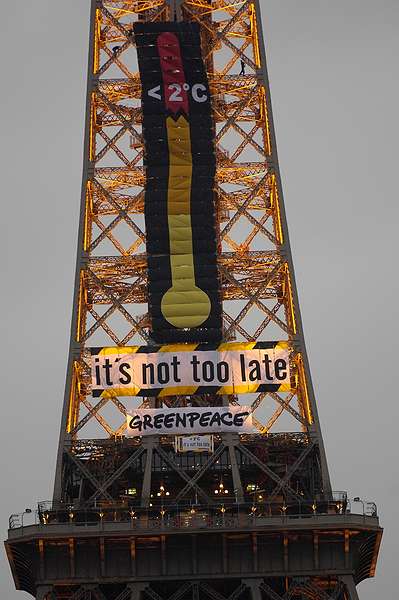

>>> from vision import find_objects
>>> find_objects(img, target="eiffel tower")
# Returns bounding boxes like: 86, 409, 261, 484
5, 2, 382, 600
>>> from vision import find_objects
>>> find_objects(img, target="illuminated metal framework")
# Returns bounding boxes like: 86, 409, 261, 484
5, 2, 381, 600
56, 0, 328, 479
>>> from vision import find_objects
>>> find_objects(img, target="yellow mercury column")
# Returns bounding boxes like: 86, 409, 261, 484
160, 115, 211, 328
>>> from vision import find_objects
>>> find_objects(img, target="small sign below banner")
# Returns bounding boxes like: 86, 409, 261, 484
126, 405, 253, 437
91, 341, 290, 398
175, 435, 214, 453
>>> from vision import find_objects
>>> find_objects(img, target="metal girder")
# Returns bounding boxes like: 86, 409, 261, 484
200, 582, 247, 600
110, 587, 136, 600
340, 577, 360, 600
285, 579, 345, 600
65, 448, 114, 503
174, 443, 226, 502
268, 440, 316, 500
83, 445, 146, 506
67, 588, 92, 600
144, 587, 163, 600
155, 445, 213, 504
31, 580, 356, 600
236, 443, 304, 502
167, 582, 194, 600
259, 581, 283, 600
223, 432, 244, 502
90, 587, 108, 600
36, 588, 56, 600
260, 579, 345, 600
141, 438, 155, 507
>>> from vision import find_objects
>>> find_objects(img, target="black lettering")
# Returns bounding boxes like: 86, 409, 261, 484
176, 412, 187, 428
102, 358, 113, 386
129, 415, 142, 432
199, 411, 212, 427
216, 361, 229, 383
202, 360, 215, 382
118, 362, 131, 384
142, 363, 155, 385
94, 357, 101, 386
262, 354, 274, 380
143, 414, 153, 430
275, 359, 287, 380
248, 359, 261, 382
157, 362, 170, 384
220, 411, 233, 426
240, 354, 246, 381
153, 413, 165, 429
171, 356, 181, 382
233, 411, 250, 427
209, 411, 222, 427
191, 355, 201, 382
164, 413, 175, 428
187, 412, 201, 427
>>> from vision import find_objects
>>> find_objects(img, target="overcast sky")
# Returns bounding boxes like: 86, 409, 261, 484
1, 1, 398, 598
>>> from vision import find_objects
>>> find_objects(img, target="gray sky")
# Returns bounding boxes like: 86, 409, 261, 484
1, 1, 398, 598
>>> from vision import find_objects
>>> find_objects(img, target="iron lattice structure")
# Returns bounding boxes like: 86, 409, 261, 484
55, 0, 330, 500
5, 2, 381, 600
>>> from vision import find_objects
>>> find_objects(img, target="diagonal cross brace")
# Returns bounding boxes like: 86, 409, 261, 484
228, 584, 248, 600
174, 443, 226, 502
288, 579, 344, 600
144, 588, 162, 600
83, 268, 150, 343
268, 440, 316, 500
199, 583, 229, 600
200, 582, 247, 600
84, 445, 146, 506
72, 396, 110, 435
81, 279, 134, 343
269, 391, 306, 426
91, 587, 108, 600
220, 173, 269, 237
65, 449, 114, 502
155, 445, 213, 505
112, 587, 135, 600
168, 582, 193, 600
95, 180, 146, 243
236, 443, 303, 502
259, 582, 285, 600
221, 261, 291, 337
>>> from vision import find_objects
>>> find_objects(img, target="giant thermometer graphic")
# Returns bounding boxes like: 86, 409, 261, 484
135, 23, 222, 343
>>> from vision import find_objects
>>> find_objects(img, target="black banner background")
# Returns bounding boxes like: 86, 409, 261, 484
134, 22, 222, 343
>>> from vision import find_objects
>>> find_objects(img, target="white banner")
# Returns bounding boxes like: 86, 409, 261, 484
175, 435, 214, 453
91, 342, 290, 397
126, 405, 253, 437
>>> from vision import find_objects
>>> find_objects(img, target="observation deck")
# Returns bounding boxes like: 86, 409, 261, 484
6, 496, 382, 597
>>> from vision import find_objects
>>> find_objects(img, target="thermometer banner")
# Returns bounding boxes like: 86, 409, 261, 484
90, 341, 291, 398
134, 22, 222, 343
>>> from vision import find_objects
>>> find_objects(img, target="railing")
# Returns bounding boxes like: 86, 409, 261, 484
9, 494, 378, 531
